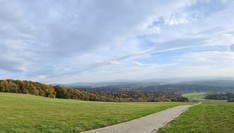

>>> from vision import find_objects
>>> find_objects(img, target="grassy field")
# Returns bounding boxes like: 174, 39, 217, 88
158, 93, 234, 133
182, 92, 208, 102
182, 92, 226, 103
0, 93, 187, 133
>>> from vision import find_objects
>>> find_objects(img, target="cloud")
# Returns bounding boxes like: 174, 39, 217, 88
1, 0, 234, 83
132, 61, 144, 66
0, 57, 27, 72
109, 60, 120, 65
231, 44, 234, 51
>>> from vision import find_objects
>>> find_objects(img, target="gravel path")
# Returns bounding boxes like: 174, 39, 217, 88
82, 105, 192, 133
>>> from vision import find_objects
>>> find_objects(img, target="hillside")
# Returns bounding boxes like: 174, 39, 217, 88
74, 79, 234, 95
0, 79, 105, 101
0, 79, 188, 102
0, 93, 185, 132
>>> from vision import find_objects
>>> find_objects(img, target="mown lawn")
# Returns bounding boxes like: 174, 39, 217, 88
0, 93, 186, 133
158, 92, 234, 133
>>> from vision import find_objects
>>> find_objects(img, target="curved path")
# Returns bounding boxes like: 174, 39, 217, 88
82, 105, 192, 133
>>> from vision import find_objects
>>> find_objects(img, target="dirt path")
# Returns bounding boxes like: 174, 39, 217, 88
82, 105, 192, 133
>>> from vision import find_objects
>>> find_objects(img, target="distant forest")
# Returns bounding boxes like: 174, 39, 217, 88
79, 87, 188, 102
205, 92, 234, 102
0, 79, 188, 102
75, 81, 234, 96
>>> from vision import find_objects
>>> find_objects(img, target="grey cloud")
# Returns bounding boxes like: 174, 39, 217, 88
188, 0, 229, 17
21, 26, 230, 80
1, 2, 189, 57
15, 0, 190, 54
114, 37, 207, 61
2, 0, 218, 83
114, 25, 234, 62
0, 57, 27, 72
230, 44, 234, 51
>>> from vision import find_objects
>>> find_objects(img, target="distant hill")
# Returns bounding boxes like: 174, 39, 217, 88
177, 80, 234, 87
64, 79, 234, 93
0, 79, 188, 102
63, 80, 164, 88
0, 79, 107, 101
63, 78, 234, 88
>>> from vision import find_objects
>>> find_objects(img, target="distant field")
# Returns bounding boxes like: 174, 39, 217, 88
158, 92, 233, 133
182, 92, 208, 102
0, 93, 187, 133
182, 92, 226, 102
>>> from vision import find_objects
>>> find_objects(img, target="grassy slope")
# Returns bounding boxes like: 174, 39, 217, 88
158, 93, 234, 133
182, 92, 226, 103
0, 93, 186, 133
182, 92, 208, 102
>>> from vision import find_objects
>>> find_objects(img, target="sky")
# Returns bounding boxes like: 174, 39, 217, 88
1, 0, 234, 84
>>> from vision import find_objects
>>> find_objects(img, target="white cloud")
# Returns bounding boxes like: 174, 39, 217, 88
1, 0, 234, 83
109, 60, 120, 65
168, 17, 189, 26
132, 61, 144, 66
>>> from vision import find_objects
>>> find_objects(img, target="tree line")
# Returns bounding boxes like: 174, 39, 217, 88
205, 92, 234, 102
79, 87, 189, 102
0, 79, 109, 101
0, 79, 188, 102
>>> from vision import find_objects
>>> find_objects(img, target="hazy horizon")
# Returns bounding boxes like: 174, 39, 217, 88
1, 0, 234, 84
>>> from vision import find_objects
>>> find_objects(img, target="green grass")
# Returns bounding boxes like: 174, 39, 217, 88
158, 92, 233, 133
182, 92, 208, 102
158, 102, 234, 133
182, 92, 226, 103
0, 93, 187, 133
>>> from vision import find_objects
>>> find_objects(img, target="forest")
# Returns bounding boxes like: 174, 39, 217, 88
0, 79, 103, 101
74, 81, 234, 95
205, 92, 234, 102
0, 79, 188, 102
79, 87, 188, 102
